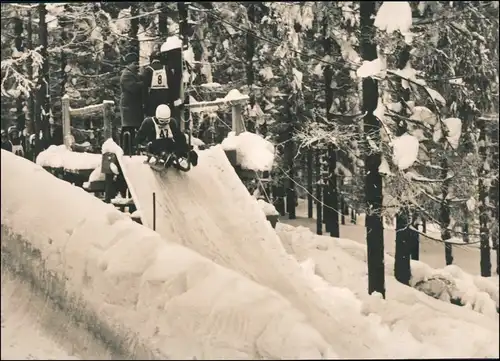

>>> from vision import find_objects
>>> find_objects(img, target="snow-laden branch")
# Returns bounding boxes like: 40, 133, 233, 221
1, 48, 44, 98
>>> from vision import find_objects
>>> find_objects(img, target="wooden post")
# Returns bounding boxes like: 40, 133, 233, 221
102, 100, 114, 141
153, 192, 156, 231
61, 94, 73, 149
232, 103, 244, 135
104, 173, 114, 203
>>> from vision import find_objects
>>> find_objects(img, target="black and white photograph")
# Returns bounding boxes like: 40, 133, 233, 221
1, 1, 498, 359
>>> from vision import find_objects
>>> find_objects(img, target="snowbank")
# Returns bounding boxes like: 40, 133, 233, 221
1, 270, 81, 360
221, 131, 275, 171
124, 144, 490, 358
101, 138, 124, 156
411, 262, 499, 315
36, 145, 101, 171
257, 199, 279, 216
1, 149, 334, 359
276, 223, 499, 358
87, 165, 105, 183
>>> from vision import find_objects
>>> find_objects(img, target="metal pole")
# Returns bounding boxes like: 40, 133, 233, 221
152, 192, 156, 231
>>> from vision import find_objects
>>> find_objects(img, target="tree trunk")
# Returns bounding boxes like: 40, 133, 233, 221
25, 9, 34, 137
307, 147, 313, 218
394, 45, 413, 285
478, 116, 491, 277
491, 124, 499, 275
13, 15, 26, 139
35, 4, 51, 153
360, 1, 385, 297
395, 207, 411, 285
129, 5, 140, 59
441, 157, 453, 265
322, 17, 339, 237
158, 3, 169, 37
326, 145, 339, 236
285, 100, 296, 220
315, 149, 323, 235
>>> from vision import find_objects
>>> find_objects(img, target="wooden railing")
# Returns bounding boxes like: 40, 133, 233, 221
186, 96, 247, 136
61, 94, 114, 150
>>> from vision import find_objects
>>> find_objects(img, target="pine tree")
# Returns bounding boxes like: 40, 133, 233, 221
360, 1, 385, 297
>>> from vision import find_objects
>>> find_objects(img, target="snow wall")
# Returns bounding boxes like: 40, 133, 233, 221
0, 149, 334, 359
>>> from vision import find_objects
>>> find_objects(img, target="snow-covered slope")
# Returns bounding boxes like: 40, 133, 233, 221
118, 145, 486, 358
277, 224, 499, 358
1, 268, 119, 360
1, 149, 333, 359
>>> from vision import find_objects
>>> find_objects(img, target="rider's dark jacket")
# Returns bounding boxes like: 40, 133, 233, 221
135, 116, 189, 154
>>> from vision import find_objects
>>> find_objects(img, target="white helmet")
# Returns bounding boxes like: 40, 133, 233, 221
155, 104, 171, 125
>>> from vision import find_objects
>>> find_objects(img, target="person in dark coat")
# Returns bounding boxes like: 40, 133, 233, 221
136, 104, 198, 166
143, 50, 171, 117
120, 52, 144, 155
8, 126, 24, 156
1, 129, 13, 152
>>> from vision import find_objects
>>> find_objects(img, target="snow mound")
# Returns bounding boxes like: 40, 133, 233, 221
433, 118, 462, 149
36, 145, 101, 171
101, 138, 124, 156
258, 199, 279, 216
221, 131, 275, 171
224, 89, 249, 102
275, 223, 499, 358
1, 149, 334, 359
160, 35, 182, 52
121, 145, 427, 357
374, 2, 413, 35
392, 133, 419, 170
411, 262, 499, 316
87, 165, 105, 183
356, 58, 386, 78
410, 106, 437, 126
187, 134, 206, 148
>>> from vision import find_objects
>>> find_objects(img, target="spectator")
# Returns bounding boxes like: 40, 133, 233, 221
119, 52, 144, 155
1, 129, 13, 152
8, 126, 24, 156
143, 50, 171, 118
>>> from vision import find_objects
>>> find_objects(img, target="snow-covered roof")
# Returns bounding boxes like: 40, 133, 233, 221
35, 145, 101, 171
160, 35, 182, 52
221, 131, 275, 172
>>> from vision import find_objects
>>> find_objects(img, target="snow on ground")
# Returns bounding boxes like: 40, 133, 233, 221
1, 149, 335, 359
286, 199, 498, 277
1, 270, 80, 360
1, 267, 118, 360
4, 146, 498, 359
87, 164, 105, 183
101, 138, 124, 156
36, 144, 101, 171
276, 223, 499, 358
118, 145, 498, 358
258, 199, 279, 216
221, 131, 275, 171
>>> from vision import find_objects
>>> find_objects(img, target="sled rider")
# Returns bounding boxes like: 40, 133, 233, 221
135, 104, 198, 166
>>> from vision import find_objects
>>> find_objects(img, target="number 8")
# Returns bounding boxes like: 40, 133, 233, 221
157, 74, 162, 85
